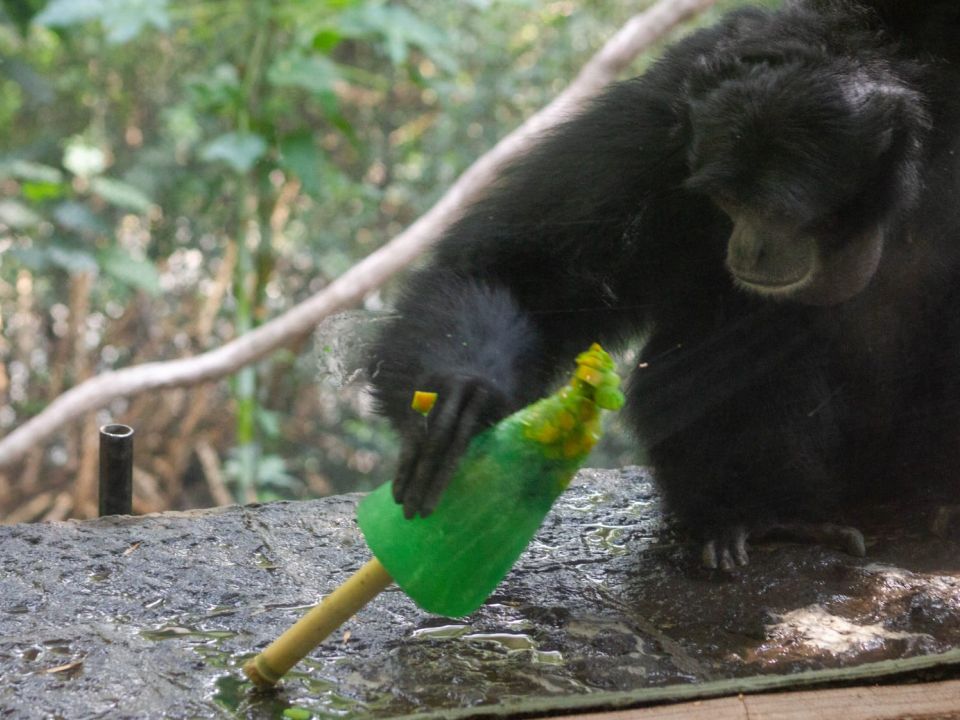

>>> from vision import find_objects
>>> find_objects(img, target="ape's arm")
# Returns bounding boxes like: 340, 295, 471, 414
368, 26, 732, 519
366, 0, 953, 571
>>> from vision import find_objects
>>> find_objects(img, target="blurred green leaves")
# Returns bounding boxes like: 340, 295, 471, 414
4, 160, 64, 184
35, 0, 170, 43
338, 3, 454, 69
90, 177, 154, 212
200, 132, 268, 174
267, 51, 341, 95
97, 245, 161, 294
279, 132, 324, 197
3, 0, 746, 502
0, 138, 157, 295
186, 64, 242, 117
0, 199, 42, 229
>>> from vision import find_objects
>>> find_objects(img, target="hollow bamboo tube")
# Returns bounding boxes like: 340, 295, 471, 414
99, 424, 134, 516
243, 557, 393, 688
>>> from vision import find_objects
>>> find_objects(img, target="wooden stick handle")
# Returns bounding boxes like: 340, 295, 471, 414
243, 557, 392, 688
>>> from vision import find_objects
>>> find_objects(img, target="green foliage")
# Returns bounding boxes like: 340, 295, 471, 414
337, 2, 455, 70
199, 132, 268, 174
0, 140, 158, 294
224, 445, 302, 503
89, 177, 153, 212
279, 132, 324, 197
97, 246, 160, 294
0, 0, 772, 510
267, 51, 342, 95
34, 0, 170, 44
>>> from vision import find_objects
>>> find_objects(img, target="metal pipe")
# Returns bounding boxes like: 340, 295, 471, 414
98, 424, 134, 516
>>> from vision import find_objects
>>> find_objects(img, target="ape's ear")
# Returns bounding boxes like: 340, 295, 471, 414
846, 76, 930, 207
845, 75, 930, 160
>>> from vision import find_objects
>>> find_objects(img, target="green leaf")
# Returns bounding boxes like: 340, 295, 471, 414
12, 241, 99, 275
101, 0, 169, 43
255, 409, 282, 439
338, 3, 454, 70
47, 244, 99, 274
162, 104, 202, 147
0, 200, 42, 229
200, 132, 267, 174
186, 64, 241, 114
257, 455, 300, 490
314, 90, 357, 144
10, 246, 52, 272
312, 27, 341, 53
267, 52, 340, 95
35, 0, 170, 44
34, 0, 104, 27
90, 177, 153, 212
279, 132, 323, 197
53, 201, 109, 236
21, 181, 66, 202
98, 246, 161, 294
3, 0, 46, 33
0, 160, 64, 184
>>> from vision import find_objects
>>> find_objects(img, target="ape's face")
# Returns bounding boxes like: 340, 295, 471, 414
684, 56, 927, 306
717, 203, 885, 306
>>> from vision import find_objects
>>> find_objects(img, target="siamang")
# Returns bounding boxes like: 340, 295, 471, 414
367, 1, 960, 570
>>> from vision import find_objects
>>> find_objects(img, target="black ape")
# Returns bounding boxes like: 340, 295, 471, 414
367, 1, 960, 569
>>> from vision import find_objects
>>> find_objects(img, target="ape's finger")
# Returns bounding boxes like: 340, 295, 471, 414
393, 438, 421, 506
404, 382, 470, 518
701, 540, 718, 570
733, 525, 749, 566
418, 384, 491, 516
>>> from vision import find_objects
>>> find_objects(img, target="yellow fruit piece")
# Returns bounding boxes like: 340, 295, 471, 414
575, 365, 605, 387
411, 391, 438, 415
563, 436, 585, 458
529, 422, 560, 445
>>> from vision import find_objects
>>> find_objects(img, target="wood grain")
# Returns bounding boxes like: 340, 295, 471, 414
550, 680, 960, 720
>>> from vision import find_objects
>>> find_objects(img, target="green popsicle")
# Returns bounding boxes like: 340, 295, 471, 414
356, 342, 624, 617
243, 343, 622, 688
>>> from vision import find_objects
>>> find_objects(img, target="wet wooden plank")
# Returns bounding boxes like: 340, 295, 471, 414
551, 679, 960, 720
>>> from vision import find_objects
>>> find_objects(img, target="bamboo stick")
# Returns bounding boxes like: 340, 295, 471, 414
243, 558, 393, 688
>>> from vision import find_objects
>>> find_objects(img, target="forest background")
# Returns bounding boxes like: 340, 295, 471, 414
0, 0, 773, 523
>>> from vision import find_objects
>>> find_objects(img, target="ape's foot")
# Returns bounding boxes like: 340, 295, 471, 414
701, 525, 749, 571
701, 522, 866, 571
931, 505, 960, 538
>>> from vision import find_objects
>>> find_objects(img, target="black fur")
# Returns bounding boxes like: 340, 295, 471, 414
367, 1, 960, 552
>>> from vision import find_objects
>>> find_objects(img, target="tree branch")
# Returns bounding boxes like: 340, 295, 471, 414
0, 0, 718, 469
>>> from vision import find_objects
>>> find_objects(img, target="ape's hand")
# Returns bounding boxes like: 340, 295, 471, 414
394, 374, 511, 519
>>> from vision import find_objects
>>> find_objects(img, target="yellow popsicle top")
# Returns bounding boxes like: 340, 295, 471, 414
522, 343, 624, 462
